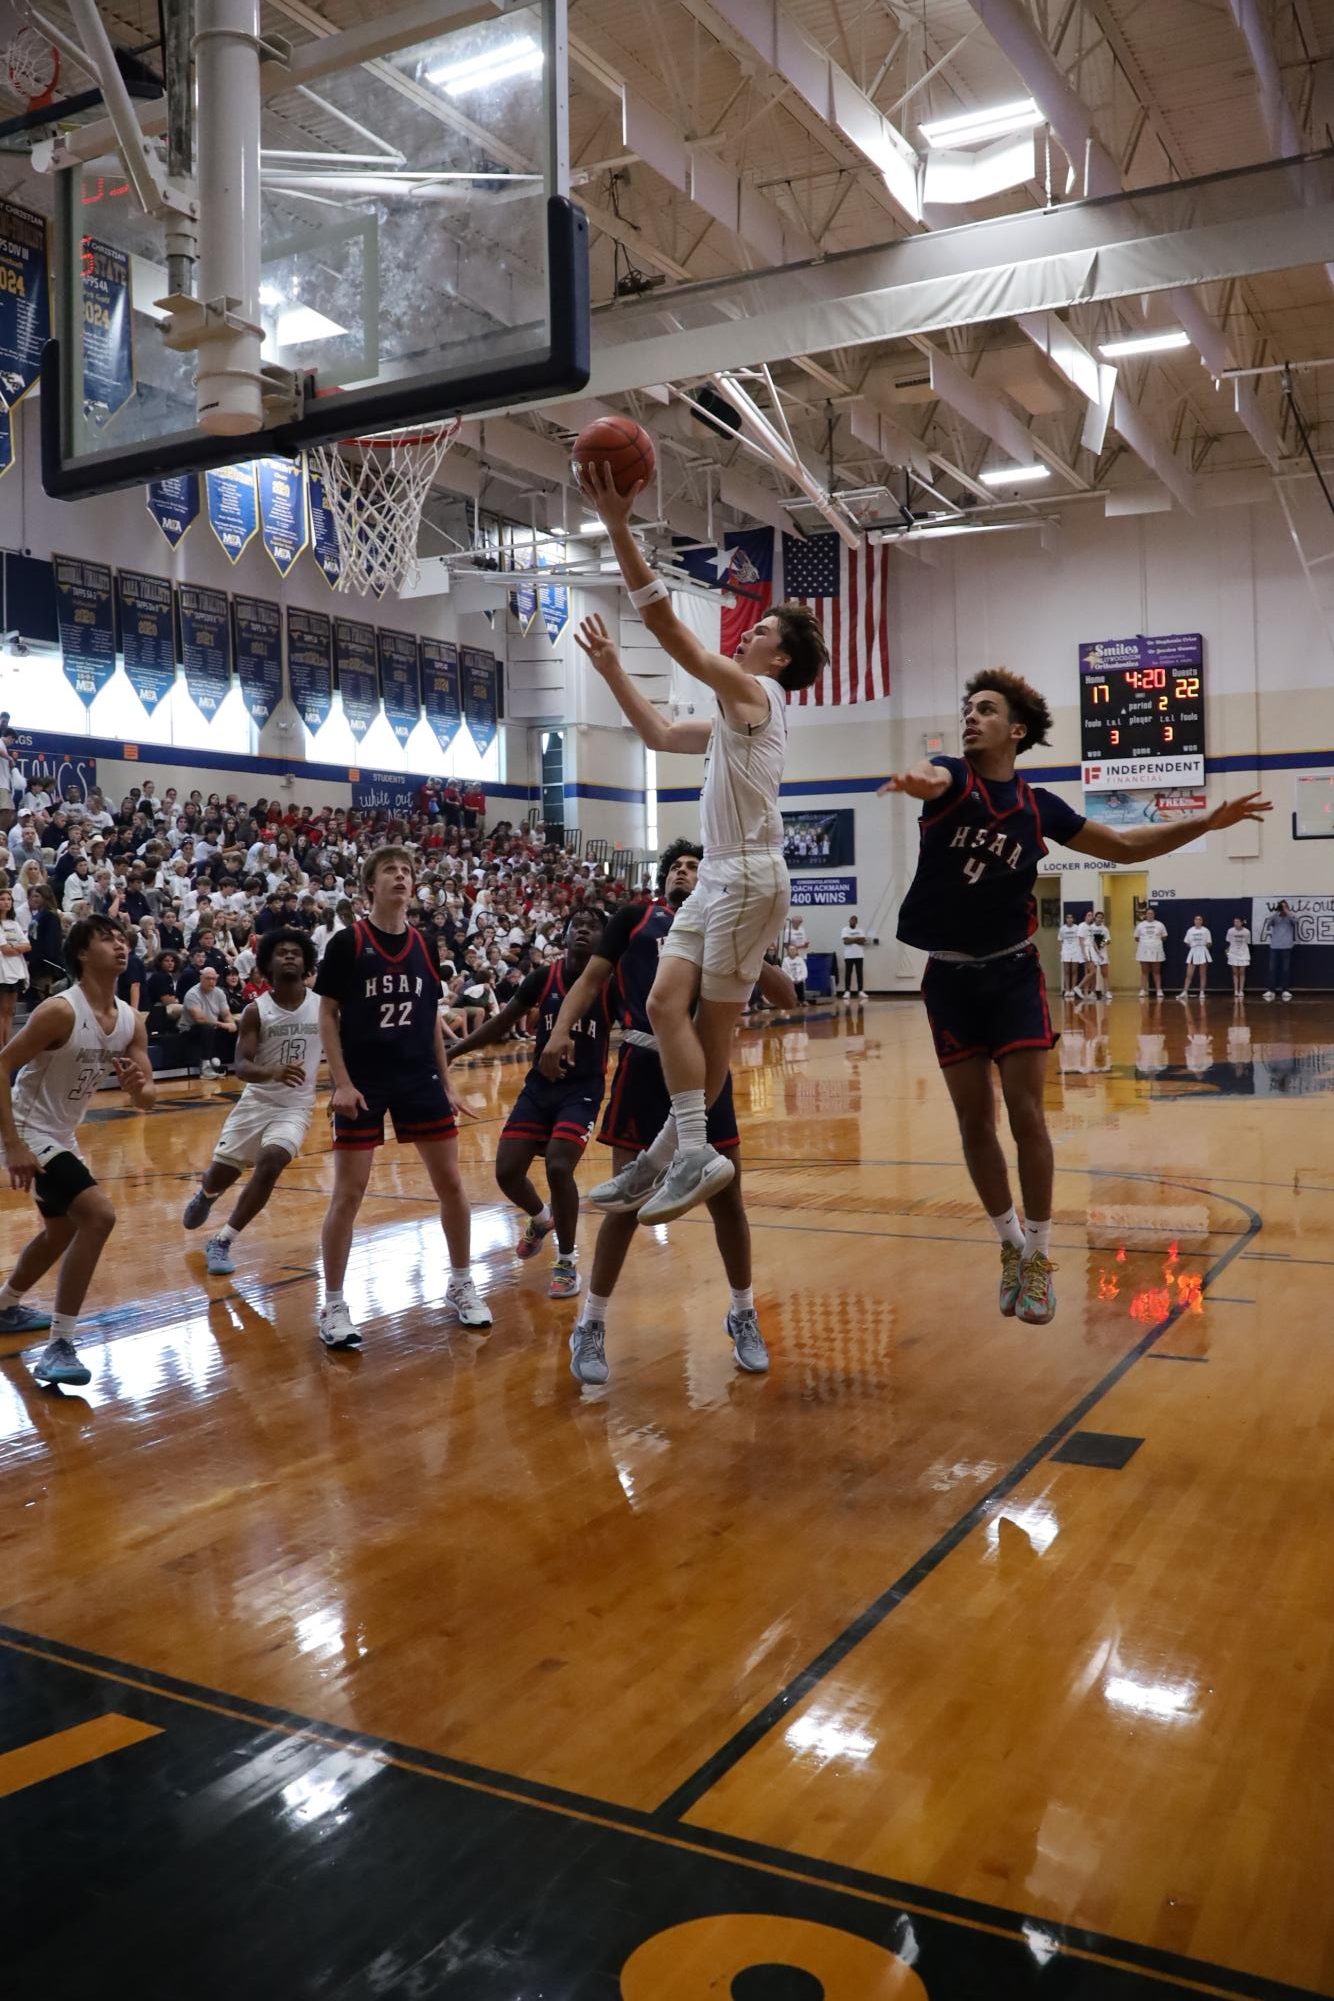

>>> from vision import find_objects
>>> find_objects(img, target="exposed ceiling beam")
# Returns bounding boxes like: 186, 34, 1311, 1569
1227, 0, 1334, 292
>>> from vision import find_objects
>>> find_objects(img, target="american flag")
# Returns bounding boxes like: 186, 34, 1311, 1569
781, 531, 891, 706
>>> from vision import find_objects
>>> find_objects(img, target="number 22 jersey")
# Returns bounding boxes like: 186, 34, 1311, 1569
314, 918, 442, 1083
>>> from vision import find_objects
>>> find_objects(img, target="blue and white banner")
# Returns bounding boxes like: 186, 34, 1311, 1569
351, 772, 421, 817
420, 636, 461, 754
539, 569, 569, 647
509, 551, 539, 633
178, 583, 232, 717
147, 473, 199, 548
377, 627, 420, 745
258, 456, 308, 578
0, 197, 49, 407
286, 606, 333, 732
0, 407, 12, 479
334, 615, 378, 741
789, 875, 857, 907
461, 645, 497, 754
117, 568, 175, 713
233, 594, 283, 727
8, 731, 95, 803
81, 237, 133, 423
308, 466, 342, 586
206, 462, 259, 564
53, 554, 115, 709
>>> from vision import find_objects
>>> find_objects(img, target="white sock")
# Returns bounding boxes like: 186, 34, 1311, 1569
530, 1203, 552, 1230
554, 1247, 577, 1265
730, 1285, 754, 1313
50, 1311, 78, 1343
325, 1289, 345, 1310
670, 1088, 707, 1155
448, 1266, 472, 1286
989, 1206, 1024, 1251
0, 1281, 24, 1310
1023, 1219, 1052, 1262
584, 1292, 610, 1325
642, 1116, 677, 1173
214, 1224, 237, 1246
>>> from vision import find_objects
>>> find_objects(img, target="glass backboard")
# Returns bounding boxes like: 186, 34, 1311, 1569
41, 0, 587, 498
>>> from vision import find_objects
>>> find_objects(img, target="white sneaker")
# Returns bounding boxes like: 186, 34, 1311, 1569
445, 1275, 492, 1328
588, 1152, 663, 1213
1138, 989, 1147, 999
1263, 990, 1275, 1001
1282, 990, 1292, 1001
639, 1147, 735, 1224
569, 1319, 609, 1386
319, 1300, 360, 1349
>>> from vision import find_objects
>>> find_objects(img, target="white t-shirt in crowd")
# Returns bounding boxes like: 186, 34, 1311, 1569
1058, 922, 1083, 961
1184, 925, 1212, 963
1226, 924, 1251, 964
1134, 919, 1167, 962
841, 923, 866, 961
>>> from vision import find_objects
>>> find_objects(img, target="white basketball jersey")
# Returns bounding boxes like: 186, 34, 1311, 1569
11, 985, 136, 1160
243, 990, 321, 1111
699, 678, 787, 860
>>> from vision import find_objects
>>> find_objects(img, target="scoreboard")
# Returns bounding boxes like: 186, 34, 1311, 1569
1079, 632, 1205, 791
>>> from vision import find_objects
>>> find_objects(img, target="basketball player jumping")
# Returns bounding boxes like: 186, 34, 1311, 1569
181, 928, 321, 1275
542, 840, 793, 1386
314, 845, 490, 1349
883, 670, 1270, 1325
577, 464, 826, 1225
446, 907, 610, 1301
0, 914, 155, 1386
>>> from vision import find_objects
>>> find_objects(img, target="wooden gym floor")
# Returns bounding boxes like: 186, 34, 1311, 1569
1, 994, 1331, 1999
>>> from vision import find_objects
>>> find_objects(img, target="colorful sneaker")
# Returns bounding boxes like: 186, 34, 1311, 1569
588, 1153, 664, 1213
569, 1319, 608, 1386
318, 1301, 361, 1349
444, 1276, 493, 1329
548, 1258, 581, 1300
999, 1242, 1023, 1317
726, 1307, 769, 1373
0, 1301, 52, 1334
182, 1188, 216, 1230
205, 1234, 236, 1276
516, 1215, 552, 1261
32, 1336, 91, 1387
1016, 1253, 1058, 1326
638, 1147, 735, 1224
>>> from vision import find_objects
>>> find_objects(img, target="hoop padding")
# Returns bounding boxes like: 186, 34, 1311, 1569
5, 26, 59, 107
308, 418, 461, 597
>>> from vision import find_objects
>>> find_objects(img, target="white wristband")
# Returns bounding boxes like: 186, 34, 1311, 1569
629, 577, 670, 609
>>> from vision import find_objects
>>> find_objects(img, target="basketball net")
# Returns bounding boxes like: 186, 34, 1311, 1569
3, 24, 59, 107
307, 419, 461, 597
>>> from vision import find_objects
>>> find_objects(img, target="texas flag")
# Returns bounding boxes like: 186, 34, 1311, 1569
719, 527, 774, 658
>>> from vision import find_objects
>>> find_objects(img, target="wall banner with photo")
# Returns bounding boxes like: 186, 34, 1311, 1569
1081, 788, 1207, 856
781, 807, 855, 869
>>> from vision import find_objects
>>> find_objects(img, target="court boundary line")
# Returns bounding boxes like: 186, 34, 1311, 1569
0, 1622, 1318, 2001
656, 1171, 1262, 1820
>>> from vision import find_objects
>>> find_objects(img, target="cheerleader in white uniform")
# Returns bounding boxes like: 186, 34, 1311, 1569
1180, 914, 1212, 999
1134, 905, 1168, 998
1225, 916, 1251, 1000
1090, 910, 1111, 1000
1058, 918, 1084, 998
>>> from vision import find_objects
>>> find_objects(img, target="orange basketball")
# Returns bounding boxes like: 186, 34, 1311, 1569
571, 415, 656, 501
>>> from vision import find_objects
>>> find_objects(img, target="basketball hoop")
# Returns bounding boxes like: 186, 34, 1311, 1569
307, 419, 461, 597
5, 25, 59, 108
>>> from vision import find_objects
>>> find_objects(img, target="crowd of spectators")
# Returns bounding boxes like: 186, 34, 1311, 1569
0, 765, 650, 1070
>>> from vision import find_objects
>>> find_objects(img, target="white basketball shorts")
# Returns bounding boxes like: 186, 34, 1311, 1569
660, 851, 791, 1003
213, 1094, 311, 1168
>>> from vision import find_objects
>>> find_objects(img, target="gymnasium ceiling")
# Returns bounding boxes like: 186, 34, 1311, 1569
6, 0, 1334, 551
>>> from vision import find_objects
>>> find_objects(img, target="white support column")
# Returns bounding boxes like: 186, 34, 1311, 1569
194, 0, 266, 434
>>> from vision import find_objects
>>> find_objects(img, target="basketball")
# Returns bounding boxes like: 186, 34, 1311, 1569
571, 415, 656, 501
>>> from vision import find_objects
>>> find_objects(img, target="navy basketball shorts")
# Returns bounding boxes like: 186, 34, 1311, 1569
597, 1042, 740, 1154
501, 1074, 604, 1153
920, 944, 1057, 1070
333, 1069, 457, 1150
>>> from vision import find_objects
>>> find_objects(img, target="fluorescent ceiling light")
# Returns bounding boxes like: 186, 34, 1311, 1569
259, 281, 285, 309
978, 463, 1051, 486
920, 97, 1041, 148
1097, 329, 1191, 359
427, 35, 542, 97
874, 519, 1053, 543
276, 305, 346, 344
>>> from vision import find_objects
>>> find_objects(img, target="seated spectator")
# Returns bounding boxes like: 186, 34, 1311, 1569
143, 950, 183, 1034
180, 964, 238, 1076
27, 887, 66, 1000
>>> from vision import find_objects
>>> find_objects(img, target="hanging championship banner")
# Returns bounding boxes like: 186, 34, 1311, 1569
334, 615, 378, 740
0, 198, 50, 407
377, 627, 420, 745
81, 236, 133, 424
0, 408, 12, 479
53, 555, 115, 709
178, 583, 233, 717
233, 594, 283, 726
206, 462, 259, 564
538, 569, 569, 647
420, 637, 461, 753
308, 465, 342, 586
509, 550, 539, 633
461, 645, 497, 754
286, 606, 333, 732
257, 456, 308, 578
146, 473, 200, 547
117, 569, 175, 713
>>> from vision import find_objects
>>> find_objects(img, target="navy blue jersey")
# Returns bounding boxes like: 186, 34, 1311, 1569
518, 958, 611, 1083
315, 917, 441, 1078
595, 898, 671, 1034
897, 757, 1085, 957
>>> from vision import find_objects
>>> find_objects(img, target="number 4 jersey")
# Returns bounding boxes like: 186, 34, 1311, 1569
314, 918, 443, 1085
896, 756, 1086, 958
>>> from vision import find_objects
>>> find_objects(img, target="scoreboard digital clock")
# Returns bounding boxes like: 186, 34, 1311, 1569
1078, 632, 1205, 791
